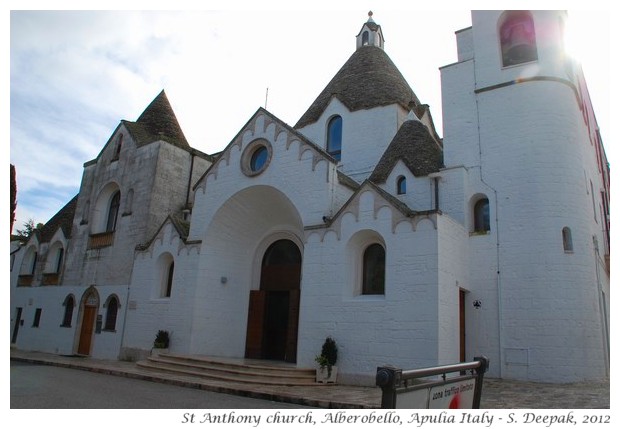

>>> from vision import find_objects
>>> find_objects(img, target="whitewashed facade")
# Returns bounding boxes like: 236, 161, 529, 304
11, 11, 609, 384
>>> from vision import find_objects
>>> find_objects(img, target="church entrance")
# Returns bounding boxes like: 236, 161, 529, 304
245, 239, 301, 363
77, 288, 99, 356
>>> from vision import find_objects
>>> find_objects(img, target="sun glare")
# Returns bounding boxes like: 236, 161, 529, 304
563, 13, 586, 62
563, 12, 607, 66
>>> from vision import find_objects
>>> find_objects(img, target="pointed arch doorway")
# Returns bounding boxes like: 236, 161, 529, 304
245, 239, 301, 363
77, 287, 99, 356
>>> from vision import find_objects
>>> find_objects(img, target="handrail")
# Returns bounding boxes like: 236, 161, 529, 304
376, 356, 489, 409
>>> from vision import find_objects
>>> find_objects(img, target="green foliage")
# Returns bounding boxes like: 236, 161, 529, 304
315, 336, 338, 368
15, 219, 43, 240
322, 336, 338, 366
154, 330, 170, 348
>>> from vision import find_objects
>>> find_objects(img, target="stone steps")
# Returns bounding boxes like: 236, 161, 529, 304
136, 354, 319, 386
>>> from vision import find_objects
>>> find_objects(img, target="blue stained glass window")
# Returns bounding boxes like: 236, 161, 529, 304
327, 116, 342, 161
397, 176, 407, 195
250, 146, 268, 172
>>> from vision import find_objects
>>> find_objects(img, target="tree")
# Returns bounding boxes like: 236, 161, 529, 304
10, 164, 16, 234
15, 219, 43, 240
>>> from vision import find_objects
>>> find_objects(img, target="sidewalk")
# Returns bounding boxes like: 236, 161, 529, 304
10, 349, 609, 409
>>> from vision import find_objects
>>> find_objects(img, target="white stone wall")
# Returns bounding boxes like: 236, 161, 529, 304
439, 10, 609, 382
300, 188, 447, 385
381, 160, 435, 212
296, 99, 405, 183
440, 59, 478, 168
122, 222, 201, 360
10, 282, 128, 359
436, 215, 469, 365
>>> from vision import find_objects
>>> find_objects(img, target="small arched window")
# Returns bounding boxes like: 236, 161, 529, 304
327, 116, 342, 161
474, 198, 490, 232
397, 176, 407, 195
124, 189, 134, 216
113, 134, 123, 160
562, 227, 573, 252
165, 261, 175, 298
106, 191, 121, 232
30, 251, 38, 275
54, 247, 64, 273
362, 243, 385, 295
362, 31, 369, 46
499, 11, 538, 67
61, 295, 75, 327
103, 296, 119, 331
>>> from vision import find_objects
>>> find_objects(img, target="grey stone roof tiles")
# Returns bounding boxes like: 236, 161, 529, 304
123, 90, 190, 149
369, 119, 444, 183
295, 46, 420, 129
36, 195, 78, 243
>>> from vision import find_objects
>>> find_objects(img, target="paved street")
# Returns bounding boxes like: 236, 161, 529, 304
10, 349, 610, 409
10, 362, 312, 409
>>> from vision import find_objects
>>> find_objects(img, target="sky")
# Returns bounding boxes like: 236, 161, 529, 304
5, 2, 614, 232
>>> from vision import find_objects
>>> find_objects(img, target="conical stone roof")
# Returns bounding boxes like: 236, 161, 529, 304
295, 46, 421, 129
123, 90, 190, 149
369, 119, 443, 182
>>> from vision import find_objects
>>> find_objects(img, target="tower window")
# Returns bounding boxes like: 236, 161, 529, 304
362, 243, 385, 295
61, 295, 75, 327
562, 227, 573, 252
104, 296, 119, 331
31, 251, 38, 275
499, 11, 538, 67
327, 116, 342, 161
55, 248, 64, 273
397, 176, 407, 195
32, 308, 42, 327
165, 261, 174, 298
112, 134, 123, 160
362, 31, 369, 46
474, 198, 490, 233
106, 191, 121, 232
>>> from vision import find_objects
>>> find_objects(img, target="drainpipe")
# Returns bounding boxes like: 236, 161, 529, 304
473, 59, 504, 379
434, 177, 440, 211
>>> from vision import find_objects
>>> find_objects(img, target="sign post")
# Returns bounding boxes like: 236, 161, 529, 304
376, 356, 489, 409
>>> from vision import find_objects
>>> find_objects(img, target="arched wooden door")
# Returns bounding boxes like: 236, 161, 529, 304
77, 289, 99, 355
245, 239, 301, 362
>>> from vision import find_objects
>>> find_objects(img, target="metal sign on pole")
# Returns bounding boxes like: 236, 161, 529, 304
376, 356, 489, 409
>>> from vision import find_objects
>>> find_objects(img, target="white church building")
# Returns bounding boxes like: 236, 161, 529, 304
10, 11, 610, 385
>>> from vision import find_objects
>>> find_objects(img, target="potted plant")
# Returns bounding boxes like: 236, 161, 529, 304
151, 330, 170, 356
315, 336, 338, 383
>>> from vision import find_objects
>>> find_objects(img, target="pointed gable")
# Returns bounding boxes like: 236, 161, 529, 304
122, 90, 190, 149
369, 119, 443, 183
36, 195, 78, 243
136, 214, 194, 252
194, 107, 340, 191
295, 46, 420, 129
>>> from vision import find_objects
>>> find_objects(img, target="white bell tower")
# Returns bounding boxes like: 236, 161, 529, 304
356, 11, 384, 50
